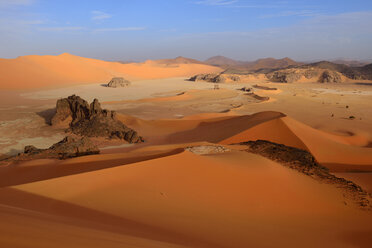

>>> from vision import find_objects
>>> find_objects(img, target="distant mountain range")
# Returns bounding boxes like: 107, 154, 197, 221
154, 56, 205, 65
330, 59, 370, 67
204, 56, 302, 73
115, 55, 372, 80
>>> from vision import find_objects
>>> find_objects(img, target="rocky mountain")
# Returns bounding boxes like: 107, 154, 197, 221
51, 95, 143, 143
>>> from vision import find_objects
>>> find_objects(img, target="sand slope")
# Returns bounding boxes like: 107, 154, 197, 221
0, 53, 222, 89
3, 151, 371, 247
219, 116, 372, 171
118, 111, 372, 171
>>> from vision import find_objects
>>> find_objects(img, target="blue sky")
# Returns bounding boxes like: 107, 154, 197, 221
1, 0, 372, 61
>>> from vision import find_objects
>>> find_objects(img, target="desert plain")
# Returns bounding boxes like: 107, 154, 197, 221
1, 53, 372, 248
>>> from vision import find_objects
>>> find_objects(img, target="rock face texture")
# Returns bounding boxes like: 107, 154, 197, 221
189, 73, 240, 83
106, 77, 131, 88
266, 70, 302, 83
51, 95, 143, 143
319, 70, 342, 83
266, 68, 343, 83
1, 136, 99, 164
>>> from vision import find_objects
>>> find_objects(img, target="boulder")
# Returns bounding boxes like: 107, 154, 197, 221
107, 77, 131, 88
51, 95, 143, 143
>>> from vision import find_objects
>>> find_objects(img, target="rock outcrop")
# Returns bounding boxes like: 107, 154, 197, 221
189, 73, 240, 83
106, 77, 131, 88
318, 70, 341, 83
266, 67, 343, 83
266, 70, 302, 83
51, 95, 143, 143
1, 136, 100, 164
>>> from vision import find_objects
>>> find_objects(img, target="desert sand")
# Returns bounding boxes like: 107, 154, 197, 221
0, 53, 222, 89
1, 54, 372, 247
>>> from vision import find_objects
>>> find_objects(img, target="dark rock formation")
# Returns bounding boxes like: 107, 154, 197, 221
189, 73, 240, 83
1, 136, 100, 164
239, 140, 371, 210
48, 136, 100, 158
51, 95, 143, 143
238, 87, 252, 92
106, 77, 131, 88
319, 70, 342, 83
189, 73, 221, 82
266, 71, 302, 83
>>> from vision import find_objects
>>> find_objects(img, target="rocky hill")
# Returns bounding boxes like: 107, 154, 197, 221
266, 61, 372, 83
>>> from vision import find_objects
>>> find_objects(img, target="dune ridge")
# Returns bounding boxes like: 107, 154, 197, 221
0, 53, 222, 89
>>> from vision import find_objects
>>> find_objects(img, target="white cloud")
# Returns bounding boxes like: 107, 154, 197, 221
91, 10, 112, 21
93, 27, 146, 32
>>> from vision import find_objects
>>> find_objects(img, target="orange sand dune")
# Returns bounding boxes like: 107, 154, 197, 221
6, 151, 372, 247
0, 53, 222, 89
119, 111, 372, 171
118, 111, 285, 144
281, 117, 372, 170
220, 116, 372, 171
220, 117, 308, 150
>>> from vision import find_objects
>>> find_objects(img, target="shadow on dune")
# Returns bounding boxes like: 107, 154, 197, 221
161, 111, 285, 144
0, 188, 221, 248
0, 148, 183, 188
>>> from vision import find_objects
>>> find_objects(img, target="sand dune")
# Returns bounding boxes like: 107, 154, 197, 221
3, 150, 370, 247
219, 116, 372, 171
117, 110, 372, 171
0, 53, 222, 89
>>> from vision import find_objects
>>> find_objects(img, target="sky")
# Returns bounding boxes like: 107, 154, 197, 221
1, 0, 372, 61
